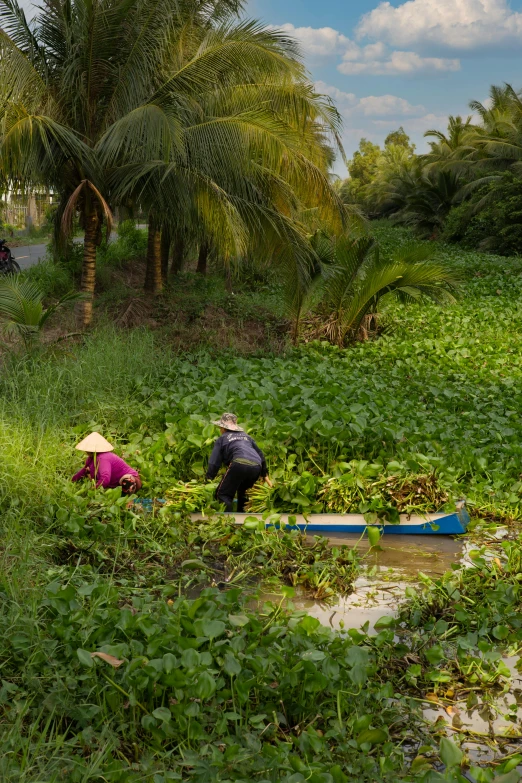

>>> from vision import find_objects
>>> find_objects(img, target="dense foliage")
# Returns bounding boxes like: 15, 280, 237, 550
93, 231, 520, 518
0, 0, 344, 324
442, 174, 522, 255
1, 226, 522, 780
342, 85, 522, 254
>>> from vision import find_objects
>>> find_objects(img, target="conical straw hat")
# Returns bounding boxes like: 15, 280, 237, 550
211, 413, 244, 432
75, 432, 114, 453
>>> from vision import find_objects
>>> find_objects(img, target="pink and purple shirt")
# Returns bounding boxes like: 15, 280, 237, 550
72, 452, 139, 489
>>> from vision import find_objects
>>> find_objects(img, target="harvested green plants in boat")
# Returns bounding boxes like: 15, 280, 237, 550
247, 470, 321, 513
165, 480, 220, 514
245, 460, 452, 519
320, 463, 450, 519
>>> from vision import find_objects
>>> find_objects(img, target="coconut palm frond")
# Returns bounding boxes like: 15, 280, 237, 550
61, 179, 113, 240
0, 0, 46, 71
0, 276, 82, 348
295, 236, 459, 347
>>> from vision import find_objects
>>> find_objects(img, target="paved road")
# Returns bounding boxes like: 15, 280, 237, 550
11, 226, 145, 270
11, 236, 86, 270
10, 243, 49, 270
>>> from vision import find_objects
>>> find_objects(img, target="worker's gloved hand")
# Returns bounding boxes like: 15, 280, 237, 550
264, 476, 273, 488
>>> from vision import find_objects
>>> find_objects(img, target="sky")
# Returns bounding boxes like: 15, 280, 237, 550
249, 0, 522, 174
16, 0, 522, 175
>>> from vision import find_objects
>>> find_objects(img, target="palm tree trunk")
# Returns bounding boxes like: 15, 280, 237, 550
225, 264, 232, 293
196, 241, 209, 276
144, 214, 162, 293
292, 314, 300, 346
170, 235, 185, 276
77, 208, 99, 328
160, 224, 172, 283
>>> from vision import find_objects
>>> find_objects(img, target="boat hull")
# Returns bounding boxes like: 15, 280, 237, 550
190, 503, 470, 535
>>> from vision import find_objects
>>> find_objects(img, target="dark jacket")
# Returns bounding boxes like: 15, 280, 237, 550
206, 431, 267, 480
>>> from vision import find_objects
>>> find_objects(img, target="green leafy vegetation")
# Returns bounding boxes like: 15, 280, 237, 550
0, 226, 522, 780
0, 567, 429, 782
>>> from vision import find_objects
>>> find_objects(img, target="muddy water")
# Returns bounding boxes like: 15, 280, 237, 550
288, 533, 462, 634
289, 533, 522, 763
323, 532, 462, 576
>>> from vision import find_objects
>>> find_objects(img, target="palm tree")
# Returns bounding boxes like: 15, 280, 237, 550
290, 235, 459, 347
363, 145, 418, 216
0, 0, 344, 324
424, 115, 474, 164
365, 154, 463, 237
396, 169, 463, 236
423, 85, 522, 221
103, 38, 347, 293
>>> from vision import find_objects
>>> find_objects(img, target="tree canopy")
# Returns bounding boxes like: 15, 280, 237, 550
0, 0, 345, 324
337, 85, 522, 252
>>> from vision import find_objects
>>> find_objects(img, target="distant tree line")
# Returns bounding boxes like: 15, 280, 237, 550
339, 86, 522, 256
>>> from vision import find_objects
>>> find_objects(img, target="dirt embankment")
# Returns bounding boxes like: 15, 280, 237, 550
2, 257, 289, 356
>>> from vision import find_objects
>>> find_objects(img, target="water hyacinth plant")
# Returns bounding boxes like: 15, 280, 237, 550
1, 226, 522, 779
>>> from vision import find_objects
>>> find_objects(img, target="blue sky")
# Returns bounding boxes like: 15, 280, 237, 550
250, 0, 522, 173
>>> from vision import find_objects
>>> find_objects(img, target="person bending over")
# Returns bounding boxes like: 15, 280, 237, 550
72, 432, 141, 495
206, 413, 272, 512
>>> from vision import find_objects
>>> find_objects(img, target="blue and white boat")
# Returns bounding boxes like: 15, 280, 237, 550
190, 501, 470, 535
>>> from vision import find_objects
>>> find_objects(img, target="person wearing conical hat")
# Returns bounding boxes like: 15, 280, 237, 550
72, 432, 141, 495
206, 414, 272, 512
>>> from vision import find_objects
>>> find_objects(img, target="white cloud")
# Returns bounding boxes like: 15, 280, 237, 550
358, 94, 425, 116
372, 112, 449, 133
316, 81, 426, 117
277, 22, 460, 76
339, 49, 460, 75
316, 83, 358, 112
357, 0, 522, 50
277, 23, 354, 58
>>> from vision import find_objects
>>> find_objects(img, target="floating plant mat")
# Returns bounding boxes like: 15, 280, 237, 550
423, 675, 522, 753
250, 526, 522, 776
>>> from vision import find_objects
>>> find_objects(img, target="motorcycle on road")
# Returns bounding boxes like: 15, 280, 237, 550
0, 239, 21, 274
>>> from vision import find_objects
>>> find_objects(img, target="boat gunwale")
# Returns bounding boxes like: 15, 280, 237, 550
189, 504, 470, 534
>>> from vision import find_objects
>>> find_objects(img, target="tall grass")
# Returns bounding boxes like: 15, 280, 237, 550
0, 328, 173, 518
1, 327, 167, 420
0, 327, 179, 780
